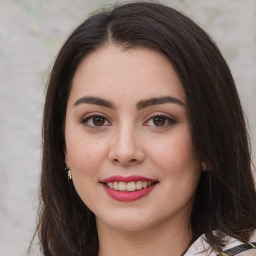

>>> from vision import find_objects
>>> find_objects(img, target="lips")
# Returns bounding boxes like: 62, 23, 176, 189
101, 175, 159, 201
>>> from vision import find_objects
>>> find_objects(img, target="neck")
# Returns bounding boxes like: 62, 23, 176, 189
97, 216, 192, 256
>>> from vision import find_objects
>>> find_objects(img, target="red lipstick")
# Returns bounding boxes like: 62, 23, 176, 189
102, 175, 156, 183
101, 175, 158, 202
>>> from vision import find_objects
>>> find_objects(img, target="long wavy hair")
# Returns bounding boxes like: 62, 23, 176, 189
32, 2, 256, 255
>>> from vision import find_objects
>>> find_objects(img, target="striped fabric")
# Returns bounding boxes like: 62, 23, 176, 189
218, 242, 256, 256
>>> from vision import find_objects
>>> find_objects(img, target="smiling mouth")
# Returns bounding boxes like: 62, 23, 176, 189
103, 181, 158, 192
101, 176, 159, 201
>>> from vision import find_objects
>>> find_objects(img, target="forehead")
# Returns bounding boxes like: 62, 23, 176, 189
70, 44, 186, 105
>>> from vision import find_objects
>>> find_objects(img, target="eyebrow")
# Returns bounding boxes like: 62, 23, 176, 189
73, 96, 116, 109
137, 96, 185, 109
73, 95, 185, 109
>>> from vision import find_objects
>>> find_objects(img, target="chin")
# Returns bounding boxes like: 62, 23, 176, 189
96, 210, 158, 232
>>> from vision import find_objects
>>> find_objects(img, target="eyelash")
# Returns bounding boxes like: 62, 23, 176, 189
143, 113, 176, 128
80, 113, 176, 129
80, 113, 111, 129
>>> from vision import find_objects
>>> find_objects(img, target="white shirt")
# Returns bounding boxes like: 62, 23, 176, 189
184, 231, 256, 256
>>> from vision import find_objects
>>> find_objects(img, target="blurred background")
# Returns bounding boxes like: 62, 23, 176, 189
0, 0, 255, 255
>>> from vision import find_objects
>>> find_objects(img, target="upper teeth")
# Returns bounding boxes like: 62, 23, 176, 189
107, 181, 153, 191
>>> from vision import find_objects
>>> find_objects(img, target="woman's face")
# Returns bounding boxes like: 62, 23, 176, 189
65, 45, 201, 232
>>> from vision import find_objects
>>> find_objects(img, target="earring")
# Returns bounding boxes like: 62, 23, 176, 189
201, 162, 208, 172
65, 167, 72, 181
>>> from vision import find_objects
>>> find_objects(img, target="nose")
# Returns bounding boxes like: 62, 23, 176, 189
108, 124, 146, 166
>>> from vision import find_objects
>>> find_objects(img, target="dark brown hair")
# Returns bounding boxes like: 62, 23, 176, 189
32, 2, 256, 255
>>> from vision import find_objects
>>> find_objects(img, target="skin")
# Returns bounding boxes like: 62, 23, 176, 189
65, 44, 202, 256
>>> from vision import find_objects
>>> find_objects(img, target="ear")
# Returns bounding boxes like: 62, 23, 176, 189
201, 161, 208, 172
64, 150, 71, 169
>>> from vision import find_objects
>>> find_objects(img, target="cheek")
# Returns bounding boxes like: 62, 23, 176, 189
149, 129, 201, 213
66, 136, 108, 204
148, 128, 200, 176
65, 132, 108, 177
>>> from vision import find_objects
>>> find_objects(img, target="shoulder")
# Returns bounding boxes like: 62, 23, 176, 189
184, 231, 256, 256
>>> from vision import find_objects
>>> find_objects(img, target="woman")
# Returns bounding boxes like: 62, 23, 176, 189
33, 2, 256, 256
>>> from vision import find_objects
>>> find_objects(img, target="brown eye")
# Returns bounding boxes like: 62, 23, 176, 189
144, 114, 176, 128
81, 114, 111, 128
92, 116, 105, 126
153, 116, 166, 126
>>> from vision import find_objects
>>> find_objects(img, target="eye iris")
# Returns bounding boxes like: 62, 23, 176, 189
93, 116, 105, 126
153, 116, 165, 126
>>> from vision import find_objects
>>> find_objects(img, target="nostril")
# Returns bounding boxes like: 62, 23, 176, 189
113, 158, 137, 164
